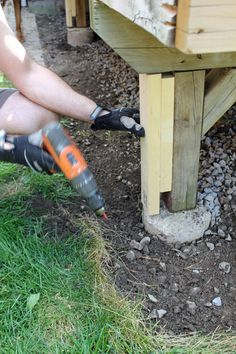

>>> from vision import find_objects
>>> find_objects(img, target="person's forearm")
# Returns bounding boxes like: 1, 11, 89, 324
15, 61, 98, 122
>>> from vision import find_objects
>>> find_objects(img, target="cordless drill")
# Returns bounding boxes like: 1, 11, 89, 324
42, 122, 107, 219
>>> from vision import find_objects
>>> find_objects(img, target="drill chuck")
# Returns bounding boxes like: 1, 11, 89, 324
42, 122, 106, 217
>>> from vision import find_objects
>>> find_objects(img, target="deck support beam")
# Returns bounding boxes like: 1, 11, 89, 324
165, 70, 205, 212
202, 68, 236, 136
140, 74, 174, 216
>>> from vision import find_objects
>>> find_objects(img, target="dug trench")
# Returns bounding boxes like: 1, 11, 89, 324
29, 13, 236, 334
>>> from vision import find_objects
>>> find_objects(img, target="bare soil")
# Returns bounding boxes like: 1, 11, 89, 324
34, 13, 236, 334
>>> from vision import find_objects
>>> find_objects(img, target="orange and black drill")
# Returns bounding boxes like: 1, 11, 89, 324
0, 122, 107, 218
42, 122, 107, 219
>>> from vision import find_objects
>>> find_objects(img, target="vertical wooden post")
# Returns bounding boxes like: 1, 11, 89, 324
166, 70, 205, 211
76, 0, 88, 27
65, 0, 76, 27
140, 74, 174, 216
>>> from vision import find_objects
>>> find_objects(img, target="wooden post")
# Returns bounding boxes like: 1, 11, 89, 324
140, 74, 174, 216
165, 70, 205, 212
76, 0, 87, 27
65, 0, 76, 27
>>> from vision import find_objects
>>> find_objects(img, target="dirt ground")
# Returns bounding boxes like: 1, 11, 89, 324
35, 13, 236, 335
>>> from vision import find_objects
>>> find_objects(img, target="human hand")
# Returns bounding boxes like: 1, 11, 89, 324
0, 132, 60, 174
91, 107, 145, 137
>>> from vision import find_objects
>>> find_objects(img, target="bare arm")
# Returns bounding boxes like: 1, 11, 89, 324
0, 5, 97, 122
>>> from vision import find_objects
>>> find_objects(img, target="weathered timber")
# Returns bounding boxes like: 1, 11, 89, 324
65, 0, 76, 27
202, 68, 236, 136
76, 0, 87, 27
99, 0, 176, 47
90, 1, 236, 73
140, 74, 174, 216
176, 0, 236, 54
166, 71, 205, 212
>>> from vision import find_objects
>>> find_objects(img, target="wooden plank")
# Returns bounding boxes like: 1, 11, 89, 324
65, 0, 76, 27
139, 74, 174, 215
176, 0, 236, 53
76, 0, 87, 27
92, 1, 163, 48
140, 74, 162, 215
99, 0, 176, 46
190, 1, 236, 6
202, 68, 236, 136
90, 1, 236, 73
160, 74, 174, 192
166, 71, 205, 212
116, 48, 236, 74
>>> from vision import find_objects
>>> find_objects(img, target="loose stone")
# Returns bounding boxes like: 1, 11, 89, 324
190, 287, 201, 296
130, 240, 142, 251
139, 236, 151, 249
219, 261, 231, 274
159, 262, 167, 272
186, 301, 197, 315
212, 297, 222, 307
126, 250, 136, 261
148, 294, 158, 303
157, 309, 167, 318
206, 242, 215, 251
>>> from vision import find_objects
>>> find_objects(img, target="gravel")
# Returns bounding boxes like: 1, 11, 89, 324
199, 123, 236, 234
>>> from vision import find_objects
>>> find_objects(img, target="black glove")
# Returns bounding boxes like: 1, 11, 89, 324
90, 107, 145, 137
0, 132, 60, 174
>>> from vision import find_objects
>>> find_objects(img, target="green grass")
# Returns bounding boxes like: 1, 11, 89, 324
0, 71, 13, 88
0, 165, 236, 353
0, 47, 235, 354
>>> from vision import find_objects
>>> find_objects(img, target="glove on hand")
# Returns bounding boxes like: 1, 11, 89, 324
91, 107, 145, 137
0, 132, 60, 174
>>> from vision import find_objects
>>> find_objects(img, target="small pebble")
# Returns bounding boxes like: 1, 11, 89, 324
212, 297, 222, 307
139, 236, 151, 249
186, 301, 197, 315
159, 262, 167, 272
143, 245, 150, 255
171, 283, 179, 293
219, 261, 231, 274
148, 294, 158, 303
126, 250, 135, 261
190, 287, 201, 296
157, 309, 167, 318
225, 235, 232, 241
206, 242, 215, 251
130, 240, 142, 251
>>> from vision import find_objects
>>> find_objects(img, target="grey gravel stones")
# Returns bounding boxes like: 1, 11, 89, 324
130, 236, 151, 251
149, 309, 167, 319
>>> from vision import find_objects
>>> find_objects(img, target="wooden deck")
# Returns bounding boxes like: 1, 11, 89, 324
92, 0, 236, 55
65, 0, 236, 216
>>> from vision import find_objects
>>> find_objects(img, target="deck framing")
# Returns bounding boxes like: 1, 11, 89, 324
88, 0, 236, 214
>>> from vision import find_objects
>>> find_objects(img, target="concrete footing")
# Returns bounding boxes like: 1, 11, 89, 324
143, 205, 211, 244
67, 28, 94, 47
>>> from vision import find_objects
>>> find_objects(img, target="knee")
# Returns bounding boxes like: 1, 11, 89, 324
37, 110, 59, 130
